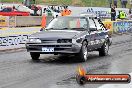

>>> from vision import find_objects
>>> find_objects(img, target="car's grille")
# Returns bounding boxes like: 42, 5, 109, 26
41, 40, 57, 43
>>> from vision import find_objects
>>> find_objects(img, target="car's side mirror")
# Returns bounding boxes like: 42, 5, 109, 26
89, 28, 97, 32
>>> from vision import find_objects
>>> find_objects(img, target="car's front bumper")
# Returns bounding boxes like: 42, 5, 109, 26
26, 43, 81, 54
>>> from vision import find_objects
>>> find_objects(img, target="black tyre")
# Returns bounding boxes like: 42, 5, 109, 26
30, 52, 40, 60
99, 40, 109, 56
78, 41, 88, 62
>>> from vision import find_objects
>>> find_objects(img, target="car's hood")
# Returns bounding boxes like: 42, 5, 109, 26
30, 30, 83, 40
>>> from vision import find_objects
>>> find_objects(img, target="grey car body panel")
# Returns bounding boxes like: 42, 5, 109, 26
30, 30, 83, 40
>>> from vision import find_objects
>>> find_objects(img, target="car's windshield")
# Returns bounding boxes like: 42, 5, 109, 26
46, 17, 88, 30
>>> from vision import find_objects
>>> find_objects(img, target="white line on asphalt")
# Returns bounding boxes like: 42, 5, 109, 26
99, 72, 132, 88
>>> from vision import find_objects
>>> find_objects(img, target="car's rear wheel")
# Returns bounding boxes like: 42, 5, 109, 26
30, 52, 40, 60
78, 41, 88, 62
99, 41, 109, 56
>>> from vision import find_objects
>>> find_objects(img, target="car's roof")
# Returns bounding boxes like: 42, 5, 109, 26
57, 16, 86, 18
57, 16, 97, 19
80, 12, 97, 17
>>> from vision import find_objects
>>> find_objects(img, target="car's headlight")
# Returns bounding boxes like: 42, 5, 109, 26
72, 39, 76, 43
28, 38, 42, 43
72, 38, 82, 43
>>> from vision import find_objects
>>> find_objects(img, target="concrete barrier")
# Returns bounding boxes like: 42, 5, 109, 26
0, 35, 28, 50
0, 16, 53, 28
15, 16, 53, 27
113, 21, 132, 33
0, 16, 9, 27
15, 16, 42, 27
103, 21, 114, 34
0, 27, 41, 50
0, 27, 41, 37
103, 20, 132, 34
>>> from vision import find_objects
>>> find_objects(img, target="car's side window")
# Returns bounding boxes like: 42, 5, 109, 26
2, 8, 12, 12
94, 19, 102, 31
89, 19, 96, 29
96, 19, 106, 31
100, 24, 106, 31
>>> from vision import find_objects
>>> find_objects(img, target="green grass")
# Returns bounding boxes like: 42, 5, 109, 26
0, 0, 131, 8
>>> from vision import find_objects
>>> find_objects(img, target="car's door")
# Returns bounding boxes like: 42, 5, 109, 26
88, 18, 98, 50
93, 18, 106, 48
13, 11, 22, 16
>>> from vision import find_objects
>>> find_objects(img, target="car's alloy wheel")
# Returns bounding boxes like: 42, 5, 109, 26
79, 41, 88, 62
99, 41, 109, 56
30, 52, 40, 60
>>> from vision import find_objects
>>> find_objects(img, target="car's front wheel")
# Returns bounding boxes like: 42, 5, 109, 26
30, 52, 40, 60
99, 41, 109, 56
78, 41, 88, 62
